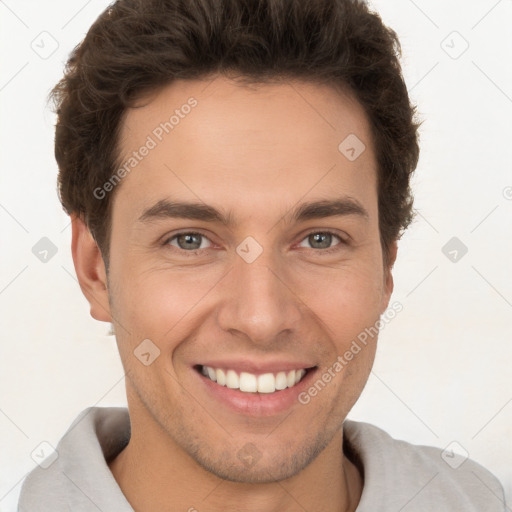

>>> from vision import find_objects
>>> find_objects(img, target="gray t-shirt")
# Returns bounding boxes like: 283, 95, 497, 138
18, 407, 507, 511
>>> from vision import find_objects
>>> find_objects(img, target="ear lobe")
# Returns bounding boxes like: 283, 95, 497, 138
70, 214, 112, 322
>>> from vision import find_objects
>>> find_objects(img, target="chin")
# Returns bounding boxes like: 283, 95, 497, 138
185, 429, 333, 484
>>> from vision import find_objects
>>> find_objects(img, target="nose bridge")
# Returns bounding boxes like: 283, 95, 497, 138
217, 247, 302, 344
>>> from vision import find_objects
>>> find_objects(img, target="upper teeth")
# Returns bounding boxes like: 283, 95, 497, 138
201, 366, 307, 393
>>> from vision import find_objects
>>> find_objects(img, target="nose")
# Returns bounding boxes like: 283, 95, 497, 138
216, 253, 303, 347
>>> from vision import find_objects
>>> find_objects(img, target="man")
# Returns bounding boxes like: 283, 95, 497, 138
18, 0, 506, 510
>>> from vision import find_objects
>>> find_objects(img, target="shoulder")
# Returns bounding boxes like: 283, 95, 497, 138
18, 407, 132, 512
343, 419, 506, 511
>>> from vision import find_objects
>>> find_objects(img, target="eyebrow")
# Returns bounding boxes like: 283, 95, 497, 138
138, 197, 369, 226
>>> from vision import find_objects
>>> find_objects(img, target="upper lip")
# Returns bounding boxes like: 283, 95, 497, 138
196, 359, 317, 375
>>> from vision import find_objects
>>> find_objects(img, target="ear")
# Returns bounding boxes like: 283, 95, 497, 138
70, 214, 112, 322
380, 239, 398, 313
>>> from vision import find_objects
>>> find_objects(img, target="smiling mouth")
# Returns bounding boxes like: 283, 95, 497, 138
194, 364, 316, 394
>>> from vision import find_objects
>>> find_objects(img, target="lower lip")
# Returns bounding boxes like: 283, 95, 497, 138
194, 366, 318, 417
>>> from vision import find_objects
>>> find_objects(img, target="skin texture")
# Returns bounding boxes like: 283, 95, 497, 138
71, 75, 397, 512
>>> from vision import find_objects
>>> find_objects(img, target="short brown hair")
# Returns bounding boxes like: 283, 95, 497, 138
50, 0, 420, 268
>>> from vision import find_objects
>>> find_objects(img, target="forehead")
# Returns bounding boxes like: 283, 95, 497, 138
113, 75, 378, 226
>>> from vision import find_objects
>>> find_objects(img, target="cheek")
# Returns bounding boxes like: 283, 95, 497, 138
108, 263, 223, 353
300, 260, 385, 326
306, 269, 382, 405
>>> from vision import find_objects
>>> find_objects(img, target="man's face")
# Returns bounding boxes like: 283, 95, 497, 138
103, 75, 394, 482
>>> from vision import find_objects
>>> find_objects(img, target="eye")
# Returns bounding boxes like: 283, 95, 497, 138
164, 232, 213, 253
297, 230, 346, 253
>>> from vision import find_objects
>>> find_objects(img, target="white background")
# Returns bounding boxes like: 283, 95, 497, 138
1, 0, 511, 510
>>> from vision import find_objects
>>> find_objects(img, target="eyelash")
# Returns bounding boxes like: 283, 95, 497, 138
162, 230, 348, 256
